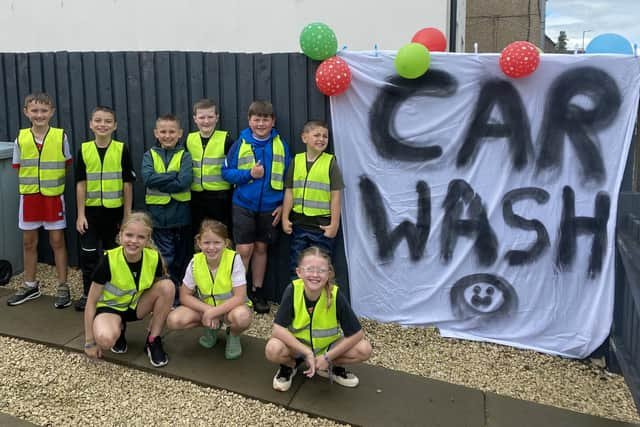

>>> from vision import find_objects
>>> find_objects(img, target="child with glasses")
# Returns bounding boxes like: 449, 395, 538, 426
265, 246, 372, 392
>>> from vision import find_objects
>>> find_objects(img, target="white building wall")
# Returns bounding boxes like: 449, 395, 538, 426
0, 0, 458, 52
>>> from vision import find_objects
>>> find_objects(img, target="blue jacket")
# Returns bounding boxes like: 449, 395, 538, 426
142, 143, 193, 229
222, 128, 291, 212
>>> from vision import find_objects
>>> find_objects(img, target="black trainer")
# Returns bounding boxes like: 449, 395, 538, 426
272, 364, 297, 392
144, 335, 168, 367
253, 296, 270, 314
74, 294, 88, 312
110, 323, 128, 354
7, 284, 41, 306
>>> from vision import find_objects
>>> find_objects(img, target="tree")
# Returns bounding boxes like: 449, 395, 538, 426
557, 31, 568, 52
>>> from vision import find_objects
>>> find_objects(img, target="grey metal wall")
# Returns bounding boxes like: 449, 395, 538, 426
0, 51, 349, 301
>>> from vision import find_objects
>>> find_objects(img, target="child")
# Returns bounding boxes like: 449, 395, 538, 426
83, 212, 174, 367
74, 106, 135, 311
166, 219, 252, 359
142, 114, 193, 304
8, 92, 72, 309
221, 100, 291, 314
186, 99, 234, 233
281, 120, 344, 278
265, 246, 372, 392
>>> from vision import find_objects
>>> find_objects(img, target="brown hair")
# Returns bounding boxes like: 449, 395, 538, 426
155, 114, 181, 128
297, 246, 335, 308
91, 105, 116, 121
24, 92, 55, 109
192, 98, 218, 115
117, 211, 167, 276
247, 100, 274, 119
302, 120, 328, 134
195, 219, 232, 251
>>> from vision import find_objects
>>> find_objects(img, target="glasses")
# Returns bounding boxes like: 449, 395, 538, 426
300, 266, 330, 274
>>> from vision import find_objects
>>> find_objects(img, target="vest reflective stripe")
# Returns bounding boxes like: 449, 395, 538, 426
289, 279, 342, 355
292, 152, 332, 216
192, 249, 235, 307
96, 247, 159, 312
82, 140, 124, 208
145, 149, 191, 204
18, 128, 66, 196
236, 136, 286, 190
186, 131, 231, 192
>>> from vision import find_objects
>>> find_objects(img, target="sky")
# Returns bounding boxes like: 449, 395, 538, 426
545, 0, 640, 51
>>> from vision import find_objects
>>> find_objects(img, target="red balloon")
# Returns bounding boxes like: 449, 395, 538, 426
499, 41, 540, 78
411, 27, 447, 52
315, 56, 352, 96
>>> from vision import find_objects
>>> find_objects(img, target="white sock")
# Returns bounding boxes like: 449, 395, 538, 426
25, 281, 37, 288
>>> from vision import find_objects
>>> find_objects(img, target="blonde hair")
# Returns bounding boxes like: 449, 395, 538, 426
118, 211, 167, 275
297, 246, 335, 308
194, 219, 232, 252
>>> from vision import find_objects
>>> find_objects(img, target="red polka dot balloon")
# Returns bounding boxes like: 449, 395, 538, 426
499, 41, 540, 79
315, 56, 352, 96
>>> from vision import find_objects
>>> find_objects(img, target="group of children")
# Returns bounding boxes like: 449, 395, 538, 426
8, 92, 371, 389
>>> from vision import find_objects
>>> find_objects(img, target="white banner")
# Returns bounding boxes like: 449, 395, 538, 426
331, 51, 640, 358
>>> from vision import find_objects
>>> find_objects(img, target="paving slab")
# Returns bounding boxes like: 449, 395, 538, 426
0, 295, 83, 346
0, 413, 37, 426
127, 327, 303, 406
0, 287, 12, 297
485, 392, 639, 427
290, 363, 485, 427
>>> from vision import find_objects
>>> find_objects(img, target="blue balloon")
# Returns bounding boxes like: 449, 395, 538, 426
585, 33, 633, 54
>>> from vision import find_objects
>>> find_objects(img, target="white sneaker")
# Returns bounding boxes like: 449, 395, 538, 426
272, 365, 297, 392
317, 366, 359, 387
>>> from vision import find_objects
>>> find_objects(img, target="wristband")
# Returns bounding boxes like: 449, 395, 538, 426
84, 342, 96, 349
323, 353, 331, 362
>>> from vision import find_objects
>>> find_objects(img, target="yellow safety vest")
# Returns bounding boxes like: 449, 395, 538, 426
237, 136, 285, 190
81, 140, 124, 208
145, 149, 191, 204
96, 247, 159, 311
17, 128, 66, 196
289, 279, 342, 355
186, 131, 231, 192
292, 152, 332, 216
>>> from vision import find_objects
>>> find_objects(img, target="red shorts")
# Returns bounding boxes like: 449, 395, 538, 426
22, 193, 64, 222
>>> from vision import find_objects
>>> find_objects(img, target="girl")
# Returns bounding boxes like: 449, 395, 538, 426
166, 219, 252, 360
265, 246, 372, 392
83, 212, 175, 368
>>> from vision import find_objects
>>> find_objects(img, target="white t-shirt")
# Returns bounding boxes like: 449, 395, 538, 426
182, 253, 246, 290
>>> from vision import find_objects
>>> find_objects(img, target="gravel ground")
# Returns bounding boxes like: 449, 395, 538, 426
2, 264, 639, 426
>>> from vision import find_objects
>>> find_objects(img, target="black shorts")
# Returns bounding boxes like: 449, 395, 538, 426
95, 306, 140, 323
232, 204, 279, 245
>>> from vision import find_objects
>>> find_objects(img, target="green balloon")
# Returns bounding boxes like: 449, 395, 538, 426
394, 43, 431, 79
300, 22, 338, 61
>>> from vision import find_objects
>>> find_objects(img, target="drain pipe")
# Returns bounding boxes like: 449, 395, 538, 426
449, 0, 458, 52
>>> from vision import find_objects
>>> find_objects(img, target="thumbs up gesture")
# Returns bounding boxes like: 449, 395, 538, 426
250, 160, 264, 179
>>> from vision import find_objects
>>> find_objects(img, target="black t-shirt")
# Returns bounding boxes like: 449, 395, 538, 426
274, 283, 361, 337
92, 249, 165, 288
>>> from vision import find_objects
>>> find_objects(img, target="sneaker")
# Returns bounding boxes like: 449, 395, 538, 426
224, 330, 242, 360
198, 326, 220, 349
74, 294, 88, 312
7, 283, 41, 306
110, 323, 128, 354
54, 283, 72, 309
144, 335, 168, 368
272, 365, 297, 392
253, 296, 270, 314
317, 366, 360, 387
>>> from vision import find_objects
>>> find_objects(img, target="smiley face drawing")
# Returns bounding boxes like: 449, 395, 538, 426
450, 273, 518, 320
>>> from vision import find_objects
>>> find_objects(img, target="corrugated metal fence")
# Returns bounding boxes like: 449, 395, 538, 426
0, 50, 349, 301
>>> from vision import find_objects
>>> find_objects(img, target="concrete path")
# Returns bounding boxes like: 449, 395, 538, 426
0, 288, 636, 427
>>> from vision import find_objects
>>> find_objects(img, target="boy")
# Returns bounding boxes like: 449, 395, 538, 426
74, 106, 136, 311
222, 100, 291, 314
281, 121, 344, 278
8, 92, 72, 308
142, 114, 193, 303
185, 99, 234, 233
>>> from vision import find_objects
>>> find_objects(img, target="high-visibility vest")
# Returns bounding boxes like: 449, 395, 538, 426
186, 131, 231, 192
81, 140, 124, 208
96, 247, 159, 311
292, 152, 332, 216
237, 136, 285, 190
17, 128, 66, 196
289, 279, 342, 355
192, 249, 252, 307
145, 149, 191, 204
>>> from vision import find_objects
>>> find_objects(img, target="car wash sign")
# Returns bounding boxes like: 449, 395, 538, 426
331, 51, 640, 358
